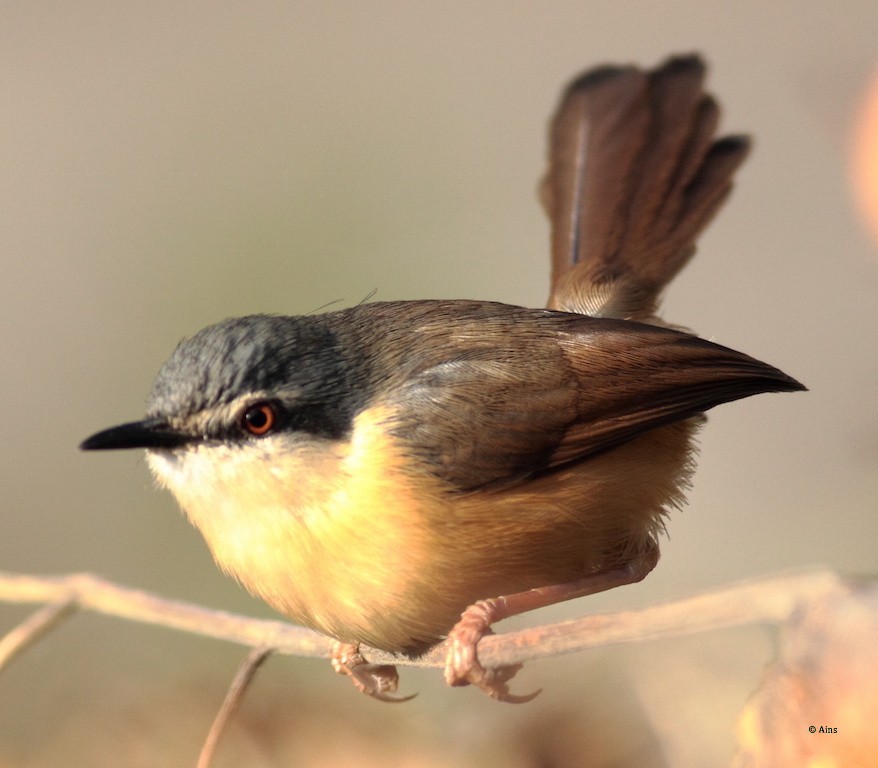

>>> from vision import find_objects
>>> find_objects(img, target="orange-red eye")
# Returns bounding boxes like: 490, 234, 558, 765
241, 403, 277, 436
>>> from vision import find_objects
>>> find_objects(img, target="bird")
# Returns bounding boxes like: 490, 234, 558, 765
80, 54, 805, 702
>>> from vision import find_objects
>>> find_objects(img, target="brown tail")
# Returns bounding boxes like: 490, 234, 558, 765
542, 55, 750, 321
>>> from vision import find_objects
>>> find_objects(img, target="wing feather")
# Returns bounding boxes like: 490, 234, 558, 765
374, 304, 803, 492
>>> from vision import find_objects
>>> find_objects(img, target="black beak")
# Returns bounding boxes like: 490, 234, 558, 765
80, 418, 192, 451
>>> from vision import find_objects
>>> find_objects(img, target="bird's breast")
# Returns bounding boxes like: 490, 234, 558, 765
146, 405, 457, 649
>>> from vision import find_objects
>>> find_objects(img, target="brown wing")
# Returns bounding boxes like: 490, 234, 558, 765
379, 305, 803, 492
541, 55, 750, 320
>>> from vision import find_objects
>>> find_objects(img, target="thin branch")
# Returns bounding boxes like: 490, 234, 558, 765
458, 567, 852, 670
0, 571, 330, 658
0, 567, 864, 760
0, 568, 854, 671
0, 598, 77, 671
197, 646, 273, 768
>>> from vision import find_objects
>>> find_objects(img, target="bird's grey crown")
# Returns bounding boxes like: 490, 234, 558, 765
146, 314, 345, 420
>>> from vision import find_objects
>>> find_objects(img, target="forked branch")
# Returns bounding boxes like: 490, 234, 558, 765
0, 568, 863, 767
0, 568, 853, 672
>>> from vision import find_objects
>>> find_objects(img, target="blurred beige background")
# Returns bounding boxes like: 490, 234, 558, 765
2, 2, 876, 766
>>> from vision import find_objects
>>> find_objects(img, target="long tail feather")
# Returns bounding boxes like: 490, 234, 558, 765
542, 55, 749, 321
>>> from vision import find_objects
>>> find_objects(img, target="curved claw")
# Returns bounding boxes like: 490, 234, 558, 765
450, 655, 541, 703
330, 641, 417, 703
478, 665, 541, 704
347, 662, 418, 703
445, 620, 540, 703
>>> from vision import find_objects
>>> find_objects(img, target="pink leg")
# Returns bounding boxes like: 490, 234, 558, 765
445, 541, 660, 702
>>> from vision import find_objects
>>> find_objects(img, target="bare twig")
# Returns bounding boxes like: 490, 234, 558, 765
0, 568, 855, 671
0, 567, 867, 763
455, 567, 852, 670
197, 646, 274, 768
0, 571, 330, 658
0, 598, 77, 671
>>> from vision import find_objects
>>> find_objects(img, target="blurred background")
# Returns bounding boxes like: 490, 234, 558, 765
2, 2, 876, 765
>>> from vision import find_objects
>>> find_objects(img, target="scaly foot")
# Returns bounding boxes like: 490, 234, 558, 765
330, 641, 416, 703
